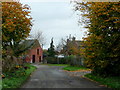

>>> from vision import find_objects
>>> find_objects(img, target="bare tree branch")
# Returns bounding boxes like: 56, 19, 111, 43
29, 31, 46, 46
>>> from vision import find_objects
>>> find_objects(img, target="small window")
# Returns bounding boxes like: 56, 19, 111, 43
37, 49, 39, 55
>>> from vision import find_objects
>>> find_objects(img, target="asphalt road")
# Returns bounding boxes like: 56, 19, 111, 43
21, 64, 111, 89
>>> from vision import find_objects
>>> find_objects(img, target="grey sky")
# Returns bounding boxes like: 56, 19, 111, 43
20, 1, 87, 49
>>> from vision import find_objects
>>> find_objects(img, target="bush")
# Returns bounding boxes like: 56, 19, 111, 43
2, 64, 36, 88
66, 55, 84, 67
45, 55, 85, 67
46, 57, 68, 64
2, 55, 24, 72
45, 57, 57, 64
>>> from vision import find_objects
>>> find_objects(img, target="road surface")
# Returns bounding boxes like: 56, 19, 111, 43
21, 64, 111, 89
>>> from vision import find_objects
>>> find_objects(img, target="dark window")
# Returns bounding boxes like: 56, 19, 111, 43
37, 49, 39, 55
39, 56, 41, 62
32, 55, 35, 63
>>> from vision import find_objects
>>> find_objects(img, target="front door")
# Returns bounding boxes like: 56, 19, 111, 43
32, 55, 35, 63
39, 56, 41, 62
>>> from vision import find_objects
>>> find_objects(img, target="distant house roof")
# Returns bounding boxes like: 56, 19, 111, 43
23, 39, 39, 48
19, 39, 41, 53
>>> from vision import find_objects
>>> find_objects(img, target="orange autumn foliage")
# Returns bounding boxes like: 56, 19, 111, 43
75, 2, 120, 76
2, 1, 32, 46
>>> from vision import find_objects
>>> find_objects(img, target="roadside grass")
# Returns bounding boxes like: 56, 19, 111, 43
84, 73, 120, 88
63, 65, 90, 71
0, 80, 2, 90
2, 64, 36, 89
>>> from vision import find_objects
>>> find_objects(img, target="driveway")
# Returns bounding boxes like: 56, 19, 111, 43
21, 64, 111, 89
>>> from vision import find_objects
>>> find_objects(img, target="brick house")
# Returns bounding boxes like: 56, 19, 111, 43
21, 39, 43, 63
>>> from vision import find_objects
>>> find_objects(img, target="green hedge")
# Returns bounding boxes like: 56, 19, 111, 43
45, 55, 84, 67
46, 57, 68, 64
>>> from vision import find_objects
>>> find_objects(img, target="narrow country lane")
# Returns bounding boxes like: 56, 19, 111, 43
21, 64, 110, 89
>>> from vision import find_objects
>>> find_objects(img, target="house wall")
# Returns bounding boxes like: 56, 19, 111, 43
25, 46, 43, 63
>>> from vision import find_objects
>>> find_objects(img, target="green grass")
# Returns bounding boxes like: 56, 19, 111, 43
0, 80, 2, 90
63, 65, 89, 71
2, 64, 36, 89
85, 73, 120, 88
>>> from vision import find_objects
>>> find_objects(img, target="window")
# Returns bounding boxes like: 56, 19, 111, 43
37, 49, 39, 55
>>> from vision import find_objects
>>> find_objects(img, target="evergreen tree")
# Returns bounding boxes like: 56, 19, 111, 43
48, 38, 56, 57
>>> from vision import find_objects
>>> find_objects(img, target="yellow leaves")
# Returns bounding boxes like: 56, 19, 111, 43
2, 2, 32, 46
76, 2, 120, 75
105, 19, 110, 22
100, 26, 106, 29
2, 19, 16, 32
114, 21, 120, 24
2, 34, 9, 41
80, 8, 85, 11
83, 14, 88, 17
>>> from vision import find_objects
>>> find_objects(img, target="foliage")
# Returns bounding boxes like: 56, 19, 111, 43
2, 1, 32, 56
66, 55, 84, 67
2, 64, 36, 88
85, 73, 120, 88
75, 2, 120, 76
63, 65, 88, 71
46, 55, 84, 67
45, 57, 57, 64
2, 55, 24, 72
43, 49, 49, 57
61, 36, 81, 56
67, 55, 75, 65
48, 38, 56, 57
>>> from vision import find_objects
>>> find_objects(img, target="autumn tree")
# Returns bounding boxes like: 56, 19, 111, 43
75, 2, 120, 76
61, 36, 81, 56
2, 1, 32, 56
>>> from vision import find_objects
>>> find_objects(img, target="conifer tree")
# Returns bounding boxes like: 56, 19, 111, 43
48, 38, 56, 57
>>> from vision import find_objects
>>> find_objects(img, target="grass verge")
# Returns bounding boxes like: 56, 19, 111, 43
2, 64, 36, 89
84, 73, 120, 88
63, 65, 89, 71
0, 80, 2, 90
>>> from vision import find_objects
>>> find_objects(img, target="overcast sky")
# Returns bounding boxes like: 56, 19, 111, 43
20, 1, 87, 49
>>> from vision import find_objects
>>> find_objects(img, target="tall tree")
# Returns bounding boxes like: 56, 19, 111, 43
75, 2, 120, 76
2, 1, 32, 56
48, 38, 56, 57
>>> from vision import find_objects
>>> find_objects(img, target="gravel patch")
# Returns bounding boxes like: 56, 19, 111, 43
63, 70, 91, 77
